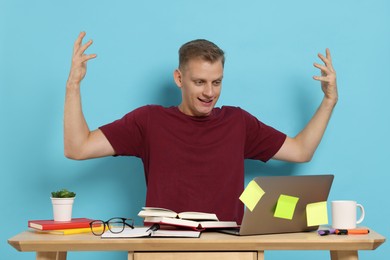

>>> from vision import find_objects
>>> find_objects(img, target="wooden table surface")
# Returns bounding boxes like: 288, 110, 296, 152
9, 227, 385, 253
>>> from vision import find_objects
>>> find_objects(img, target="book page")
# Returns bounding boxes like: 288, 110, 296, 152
198, 221, 238, 229
138, 207, 178, 218
178, 212, 218, 221
101, 227, 151, 238
144, 217, 199, 228
101, 226, 201, 238
141, 207, 176, 213
153, 229, 200, 238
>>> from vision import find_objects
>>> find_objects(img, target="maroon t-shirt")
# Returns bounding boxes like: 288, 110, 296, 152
99, 105, 286, 223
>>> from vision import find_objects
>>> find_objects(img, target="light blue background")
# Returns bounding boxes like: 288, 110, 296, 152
1, 0, 389, 259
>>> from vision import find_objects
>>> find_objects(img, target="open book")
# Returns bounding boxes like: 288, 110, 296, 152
138, 207, 218, 221
101, 226, 201, 238
144, 216, 239, 231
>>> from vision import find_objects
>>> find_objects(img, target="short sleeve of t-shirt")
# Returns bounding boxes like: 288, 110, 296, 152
241, 108, 286, 162
99, 106, 150, 157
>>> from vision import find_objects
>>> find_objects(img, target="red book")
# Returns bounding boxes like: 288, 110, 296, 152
28, 218, 95, 231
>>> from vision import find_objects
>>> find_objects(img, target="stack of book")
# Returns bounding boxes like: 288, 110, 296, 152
28, 218, 102, 235
138, 207, 239, 231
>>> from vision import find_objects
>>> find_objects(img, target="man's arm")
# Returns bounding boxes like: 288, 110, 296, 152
273, 48, 338, 163
64, 32, 115, 160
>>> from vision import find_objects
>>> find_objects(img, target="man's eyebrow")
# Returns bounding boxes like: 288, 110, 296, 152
191, 77, 205, 81
190, 75, 223, 81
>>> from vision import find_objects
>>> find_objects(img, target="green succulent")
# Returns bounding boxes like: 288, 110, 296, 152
51, 189, 76, 198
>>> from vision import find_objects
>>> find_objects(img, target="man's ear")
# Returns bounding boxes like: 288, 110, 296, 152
173, 69, 182, 88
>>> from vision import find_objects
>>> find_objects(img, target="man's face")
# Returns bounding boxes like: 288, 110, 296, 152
174, 58, 223, 117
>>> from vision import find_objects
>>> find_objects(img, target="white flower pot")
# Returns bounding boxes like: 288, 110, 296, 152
51, 197, 75, 221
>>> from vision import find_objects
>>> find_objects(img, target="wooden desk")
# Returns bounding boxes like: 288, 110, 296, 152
8, 228, 385, 260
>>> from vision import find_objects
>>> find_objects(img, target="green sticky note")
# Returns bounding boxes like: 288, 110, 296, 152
306, 201, 328, 227
274, 194, 299, 220
239, 180, 265, 211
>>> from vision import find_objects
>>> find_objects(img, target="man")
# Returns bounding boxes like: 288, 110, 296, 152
64, 32, 337, 223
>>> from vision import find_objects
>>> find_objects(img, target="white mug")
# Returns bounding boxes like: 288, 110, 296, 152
331, 200, 365, 229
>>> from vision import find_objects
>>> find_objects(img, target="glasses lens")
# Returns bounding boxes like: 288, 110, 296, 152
108, 218, 125, 233
90, 220, 105, 236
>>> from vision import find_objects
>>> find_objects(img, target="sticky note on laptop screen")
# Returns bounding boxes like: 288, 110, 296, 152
306, 201, 328, 227
239, 180, 265, 211
274, 194, 299, 220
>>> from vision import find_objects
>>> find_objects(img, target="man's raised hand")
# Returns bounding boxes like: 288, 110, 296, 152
67, 32, 97, 86
313, 48, 338, 106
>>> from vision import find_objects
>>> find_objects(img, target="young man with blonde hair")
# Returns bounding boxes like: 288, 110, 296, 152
65, 32, 337, 223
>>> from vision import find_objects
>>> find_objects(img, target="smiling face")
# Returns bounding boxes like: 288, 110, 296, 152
174, 58, 224, 117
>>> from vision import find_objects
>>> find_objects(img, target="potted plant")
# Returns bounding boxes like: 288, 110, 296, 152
51, 189, 76, 222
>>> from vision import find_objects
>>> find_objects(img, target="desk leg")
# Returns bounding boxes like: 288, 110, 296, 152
330, 250, 358, 260
128, 251, 134, 260
257, 251, 264, 260
36, 252, 67, 260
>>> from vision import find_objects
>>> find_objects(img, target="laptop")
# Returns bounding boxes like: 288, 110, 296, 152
221, 174, 334, 236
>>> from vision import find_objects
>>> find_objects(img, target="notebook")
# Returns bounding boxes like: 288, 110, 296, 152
221, 174, 334, 236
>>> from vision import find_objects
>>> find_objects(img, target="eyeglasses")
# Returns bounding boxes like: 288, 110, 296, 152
89, 217, 134, 236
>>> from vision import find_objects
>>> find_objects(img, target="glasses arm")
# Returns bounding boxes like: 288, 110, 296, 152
123, 218, 134, 229
124, 222, 134, 229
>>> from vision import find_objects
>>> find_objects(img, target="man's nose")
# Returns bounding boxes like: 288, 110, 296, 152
202, 83, 214, 97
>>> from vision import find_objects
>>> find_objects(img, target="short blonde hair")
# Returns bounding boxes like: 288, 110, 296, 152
178, 39, 225, 70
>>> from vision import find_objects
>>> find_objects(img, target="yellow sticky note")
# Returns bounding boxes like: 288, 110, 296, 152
239, 180, 265, 211
306, 201, 328, 227
274, 194, 299, 220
